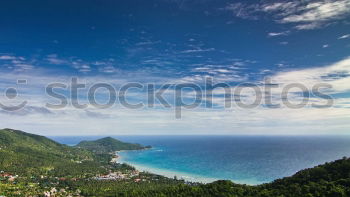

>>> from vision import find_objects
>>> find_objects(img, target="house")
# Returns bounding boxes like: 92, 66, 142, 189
8, 176, 17, 182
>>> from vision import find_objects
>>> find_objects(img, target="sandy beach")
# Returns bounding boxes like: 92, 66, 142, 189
114, 151, 219, 184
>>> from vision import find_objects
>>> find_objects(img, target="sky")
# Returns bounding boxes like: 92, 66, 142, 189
0, 0, 350, 136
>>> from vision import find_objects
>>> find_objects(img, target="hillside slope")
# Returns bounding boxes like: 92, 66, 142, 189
0, 128, 106, 177
76, 137, 151, 153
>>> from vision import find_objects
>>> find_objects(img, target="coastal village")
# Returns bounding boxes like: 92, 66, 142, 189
0, 172, 17, 182
0, 130, 189, 196
0, 154, 158, 197
94, 154, 148, 183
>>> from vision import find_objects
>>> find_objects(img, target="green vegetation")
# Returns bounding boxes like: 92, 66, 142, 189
76, 137, 151, 153
1, 128, 350, 197
0, 128, 107, 177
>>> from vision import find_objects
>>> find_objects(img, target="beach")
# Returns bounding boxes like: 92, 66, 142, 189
116, 152, 218, 183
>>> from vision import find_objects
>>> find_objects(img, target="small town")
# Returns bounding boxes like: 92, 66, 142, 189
0, 172, 18, 182
0, 169, 155, 197
94, 170, 142, 182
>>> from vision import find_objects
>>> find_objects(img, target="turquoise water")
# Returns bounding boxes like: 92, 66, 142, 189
51, 135, 350, 185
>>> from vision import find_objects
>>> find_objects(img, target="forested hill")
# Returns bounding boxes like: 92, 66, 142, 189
0, 129, 150, 176
76, 136, 151, 153
0, 128, 105, 176
0, 128, 60, 147
1, 128, 350, 196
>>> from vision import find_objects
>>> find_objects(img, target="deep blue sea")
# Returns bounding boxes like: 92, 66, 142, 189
50, 135, 350, 185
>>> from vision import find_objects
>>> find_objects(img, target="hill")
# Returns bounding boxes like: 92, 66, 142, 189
0, 129, 169, 196
76, 137, 151, 153
0, 128, 111, 177
1, 129, 350, 197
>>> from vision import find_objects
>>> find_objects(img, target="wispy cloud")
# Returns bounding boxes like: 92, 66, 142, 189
0, 106, 53, 116
180, 47, 216, 53
268, 31, 290, 37
135, 40, 161, 46
0, 54, 35, 72
279, 0, 350, 29
225, 0, 350, 30
0, 54, 350, 135
279, 41, 289, 45
338, 34, 350, 39
46, 54, 122, 73
46, 54, 69, 65
46, 54, 91, 73
0, 55, 19, 60
98, 65, 119, 74
271, 57, 350, 94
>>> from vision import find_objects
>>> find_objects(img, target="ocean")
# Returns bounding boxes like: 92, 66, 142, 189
50, 135, 350, 185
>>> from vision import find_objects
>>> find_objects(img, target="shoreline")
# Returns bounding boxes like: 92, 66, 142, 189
114, 147, 264, 186
115, 149, 263, 186
118, 156, 218, 184
114, 150, 218, 183
114, 150, 257, 184
126, 162, 260, 185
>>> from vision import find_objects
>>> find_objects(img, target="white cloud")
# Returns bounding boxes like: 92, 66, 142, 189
46, 54, 68, 64
0, 55, 18, 60
280, 1, 350, 24
45, 55, 111, 73
225, 4, 258, 19
0, 54, 35, 71
338, 34, 350, 39
179, 63, 250, 83
0, 57, 350, 135
271, 57, 350, 94
279, 41, 289, 45
294, 23, 323, 30
76, 64, 91, 73
98, 65, 119, 73
261, 2, 300, 14
0, 106, 53, 116
181, 47, 216, 53
14, 64, 35, 71
268, 31, 290, 37
135, 40, 161, 46
226, 0, 350, 30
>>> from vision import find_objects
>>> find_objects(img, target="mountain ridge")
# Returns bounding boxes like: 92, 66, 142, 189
76, 136, 151, 153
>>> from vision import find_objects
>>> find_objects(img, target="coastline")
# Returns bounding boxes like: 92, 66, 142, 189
115, 149, 261, 185
117, 154, 218, 183
115, 150, 249, 184
115, 150, 217, 183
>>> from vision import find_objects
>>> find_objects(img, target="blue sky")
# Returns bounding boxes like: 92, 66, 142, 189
0, 0, 350, 135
